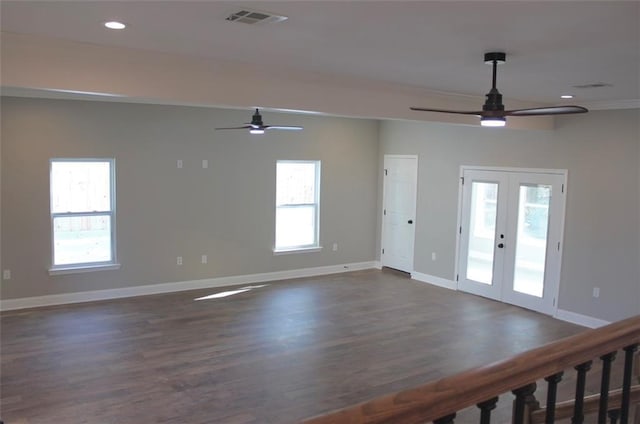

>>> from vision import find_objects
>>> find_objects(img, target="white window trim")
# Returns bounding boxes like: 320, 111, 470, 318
273, 246, 323, 256
274, 160, 321, 253
49, 263, 121, 276
49, 158, 118, 273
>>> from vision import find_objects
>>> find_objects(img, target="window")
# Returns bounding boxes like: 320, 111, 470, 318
50, 159, 117, 271
275, 160, 321, 252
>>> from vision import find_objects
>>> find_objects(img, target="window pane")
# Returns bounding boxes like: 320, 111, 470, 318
51, 161, 111, 213
276, 206, 316, 249
276, 162, 316, 206
53, 215, 112, 265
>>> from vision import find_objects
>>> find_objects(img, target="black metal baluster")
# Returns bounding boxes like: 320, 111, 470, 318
598, 352, 616, 424
608, 408, 620, 424
572, 360, 593, 424
620, 344, 638, 424
477, 396, 498, 424
433, 413, 456, 424
512, 383, 537, 424
598, 352, 617, 424
544, 372, 564, 423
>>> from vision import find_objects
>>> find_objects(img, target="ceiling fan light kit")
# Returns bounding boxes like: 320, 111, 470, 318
411, 52, 588, 127
481, 116, 506, 127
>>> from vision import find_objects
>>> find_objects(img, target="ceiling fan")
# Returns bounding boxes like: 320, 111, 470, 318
411, 52, 588, 127
215, 108, 303, 134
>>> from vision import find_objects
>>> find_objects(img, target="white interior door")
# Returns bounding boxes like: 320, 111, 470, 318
381, 155, 418, 273
457, 168, 566, 315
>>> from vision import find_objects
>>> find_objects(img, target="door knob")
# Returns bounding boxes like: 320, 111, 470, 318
408, 220, 413, 224
497, 243, 504, 248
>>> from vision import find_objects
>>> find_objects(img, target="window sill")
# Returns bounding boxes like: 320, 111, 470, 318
49, 263, 121, 276
273, 246, 322, 256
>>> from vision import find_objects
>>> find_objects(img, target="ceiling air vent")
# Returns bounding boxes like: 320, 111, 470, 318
226, 9, 288, 25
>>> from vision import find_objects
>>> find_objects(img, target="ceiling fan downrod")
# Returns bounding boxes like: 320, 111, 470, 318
483, 52, 506, 113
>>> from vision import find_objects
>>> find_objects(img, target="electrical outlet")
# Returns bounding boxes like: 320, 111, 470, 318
2, 270, 11, 280
177, 256, 183, 266
593, 287, 600, 298
431, 252, 437, 261
202, 160, 208, 169
201, 255, 208, 264
177, 159, 183, 169
332, 243, 338, 251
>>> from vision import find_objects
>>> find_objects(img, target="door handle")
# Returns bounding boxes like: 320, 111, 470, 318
408, 220, 413, 224
497, 243, 504, 248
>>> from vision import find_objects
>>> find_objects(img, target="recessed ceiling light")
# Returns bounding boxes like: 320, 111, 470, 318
561, 95, 574, 99
104, 21, 126, 30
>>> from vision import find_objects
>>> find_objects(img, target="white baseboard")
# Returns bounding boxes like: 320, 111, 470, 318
4, 263, 613, 331
411, 271, 457, 290
554, 309, 611, 328
409, 274, 611, 329
0, 261, 377, 311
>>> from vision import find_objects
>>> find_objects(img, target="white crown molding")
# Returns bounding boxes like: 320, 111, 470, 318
0, 261, 377, 311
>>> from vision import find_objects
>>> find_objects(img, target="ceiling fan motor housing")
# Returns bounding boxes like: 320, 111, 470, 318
483, 88, 505, 113
250, 109, 264, 126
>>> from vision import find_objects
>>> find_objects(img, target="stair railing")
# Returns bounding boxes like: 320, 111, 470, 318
303, 314, 640, 424
529, 352, 640, 424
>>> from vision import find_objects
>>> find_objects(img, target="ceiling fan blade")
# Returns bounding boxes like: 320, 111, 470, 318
215, 125, 252, 130
505, 106, 588, 117
264, 125, 303, 131
410, 106, 483, 116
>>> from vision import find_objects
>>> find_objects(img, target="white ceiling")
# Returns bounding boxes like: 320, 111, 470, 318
1, 1, 639, 108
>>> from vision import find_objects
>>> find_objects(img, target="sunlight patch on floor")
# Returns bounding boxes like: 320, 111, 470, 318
194, 284, 268, 301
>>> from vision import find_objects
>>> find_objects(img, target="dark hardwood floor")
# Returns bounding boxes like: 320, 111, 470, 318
1, 269, 593, 423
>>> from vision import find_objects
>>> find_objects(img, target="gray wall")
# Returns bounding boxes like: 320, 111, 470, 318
378, 109, 640, 322
1, 97, 379, 299
2, 96, 638, 323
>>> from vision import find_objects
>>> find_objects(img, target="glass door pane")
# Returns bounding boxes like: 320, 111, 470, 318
512, 184, 551, 298
466, 182, 498, 285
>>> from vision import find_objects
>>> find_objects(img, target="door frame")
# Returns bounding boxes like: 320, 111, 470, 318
454, 166, 568, 316
380, 154, 419, 273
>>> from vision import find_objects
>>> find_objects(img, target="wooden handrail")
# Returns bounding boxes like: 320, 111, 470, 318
303, 315, 640, 424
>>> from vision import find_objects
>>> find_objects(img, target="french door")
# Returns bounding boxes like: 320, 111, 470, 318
457, 168, 566, 315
